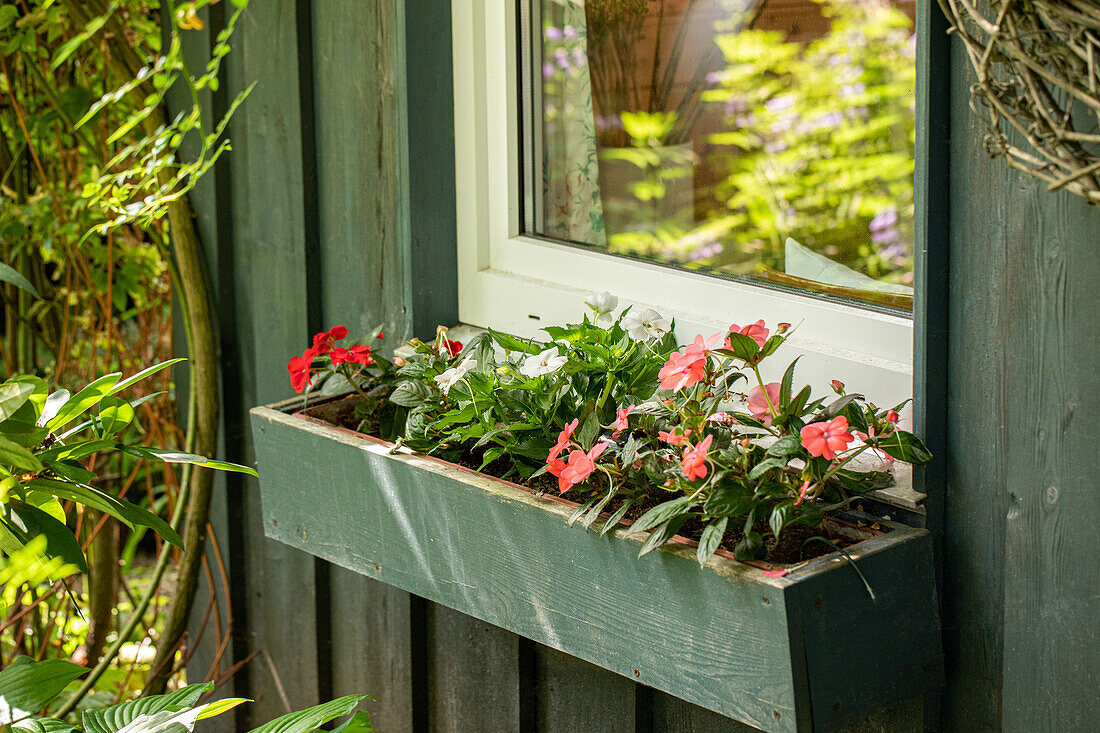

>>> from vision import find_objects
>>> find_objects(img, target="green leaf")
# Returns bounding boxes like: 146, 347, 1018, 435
779, 357, 800, 409
817, 394, 864, 421
576, 411, 599, 450
870, 429, 932, 464
703, 483, 755, 517
12, 718, 78, 733
81, 683, 214, 733
769, 502, 793, 539
697, 517, 728, 565
0, 262, 40, 299
731, 412, 768, 430
388, 380, 432, 408
195, 698, 250, 721
733, 529, 764, 561
724, 332, 760, 362
487, 328, 542, 355
0, 382, 35, 423
120, 447, 258, 477
748, 457, 787, 481
600, 499, 633, 536
0, 435, 44, 472
637, 516, 686, 557
109, 359, 185, 396
331, 710, 374, 733
95, 396, 135, 437
25, 480, 182, 548
5, 503, 87, 572
45, 373, 121, 431
247, 695, 370, 733
765, 435, 801, 458
0, 657, 85, 723
632, 497, 696, 533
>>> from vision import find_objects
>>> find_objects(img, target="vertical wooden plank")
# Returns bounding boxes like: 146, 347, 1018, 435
312, 0, 410, 342
328, 567, 414, 730
222, 0, 320, 725
427, 604, 520, 733
532, 646, 634, 732
651, 694, 756, 733
996, 138, 1100, 732
941, 33, 1008, 731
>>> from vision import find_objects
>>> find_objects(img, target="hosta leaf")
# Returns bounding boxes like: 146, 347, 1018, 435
246, 694, 369, 733
108, 359, 185, 397
0, 262, 40, 299
0, 657, 85, 724
95, 396, 135, 437
120, 447, 258, 477
331, 710, 374, 733
82, 683, 213, 733
697, 517, 728, 565
12, 717, 77, 733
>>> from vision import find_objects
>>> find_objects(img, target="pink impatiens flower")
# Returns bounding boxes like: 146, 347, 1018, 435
557, 442, 609, 493
548, 418, 579, 463
800, 415, 855, 461
747, 382, 781, 425
612, 405, 634, 438
680, 434, 713, 482
727, 319, 770, 348
658, 428, 692, 446
794, 480, 811, 506
658, 350, 706, 392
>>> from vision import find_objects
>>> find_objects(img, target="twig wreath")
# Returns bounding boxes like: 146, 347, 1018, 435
938, 0, 1100, 203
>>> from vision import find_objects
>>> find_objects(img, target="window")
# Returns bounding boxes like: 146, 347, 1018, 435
452, 0, 914, 408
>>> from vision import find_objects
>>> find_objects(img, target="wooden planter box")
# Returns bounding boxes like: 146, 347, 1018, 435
250, 396, 942, 732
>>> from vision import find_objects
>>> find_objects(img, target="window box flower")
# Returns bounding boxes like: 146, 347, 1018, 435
250, 392, 941, 732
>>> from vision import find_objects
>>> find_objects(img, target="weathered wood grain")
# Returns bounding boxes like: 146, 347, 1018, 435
532, 646, 634, 732
652, 694, 758, 733
252, 403, 939, 731
426, 604, 520, 733
221, 0, 322, 725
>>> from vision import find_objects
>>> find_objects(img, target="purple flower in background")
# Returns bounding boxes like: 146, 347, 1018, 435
870, 206, 906, 263
840, 82, 866, 99
725, 97, 747, 116
765, 95, 794, 114
563, 25, 578, 39
543, 62, 554, 78
572, 47, 587, 66
545, 26, 563, 41
554, 48, 570, 70
870, 207, 898, 232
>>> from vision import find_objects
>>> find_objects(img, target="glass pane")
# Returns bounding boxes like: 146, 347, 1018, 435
526, 0, 916, 311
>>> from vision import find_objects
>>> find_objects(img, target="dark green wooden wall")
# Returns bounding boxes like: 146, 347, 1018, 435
175, 1, 1098, 731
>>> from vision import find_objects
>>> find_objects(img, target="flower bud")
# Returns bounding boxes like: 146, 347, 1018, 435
886, 410, 899, 423
776, 322, 791, 334
830, 379, 845, 395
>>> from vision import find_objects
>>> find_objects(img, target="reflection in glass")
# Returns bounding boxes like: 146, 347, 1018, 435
529, 0, 916, 310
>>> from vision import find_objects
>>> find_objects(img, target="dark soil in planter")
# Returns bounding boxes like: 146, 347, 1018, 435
296, 394, 880, 566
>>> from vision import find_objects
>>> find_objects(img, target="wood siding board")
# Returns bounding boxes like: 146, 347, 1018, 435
224, 0, 321, 724
426, 604, 521, 733
533, 645, 634, 732
996, 124, 1100, 732
327, 566, 415, 731
651, 695, 759, 733
312, 0, 410, 343
943, 33, 1007, 733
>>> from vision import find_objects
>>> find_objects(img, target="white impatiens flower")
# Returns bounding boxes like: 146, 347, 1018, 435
584, 291, 619, 326
622, 306, 671, 341
519, 346, 568, 378
434, 354, 477, 394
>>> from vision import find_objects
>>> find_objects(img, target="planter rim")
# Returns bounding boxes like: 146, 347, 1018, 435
258, 393, 925, 587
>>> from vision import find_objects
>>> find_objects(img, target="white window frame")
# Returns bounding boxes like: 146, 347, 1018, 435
450, 0, 913, 408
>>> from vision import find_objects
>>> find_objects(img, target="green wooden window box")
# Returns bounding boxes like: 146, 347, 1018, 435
251, 396, 942, 732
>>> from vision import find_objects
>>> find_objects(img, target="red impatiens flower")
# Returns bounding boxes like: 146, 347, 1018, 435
658, 350, 706, 392
727, 319, 770, 348
287, 348, 317, 393
331, 344, 373, 367
680, 434, 713, 482
556, 442, 608, 493
312, 325, 349, 354
443, 340, 463, 357
800, 415, 855, 461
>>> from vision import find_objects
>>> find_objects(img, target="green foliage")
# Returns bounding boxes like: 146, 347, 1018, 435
0, 658, 372, 733
0, 361, 256, 573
